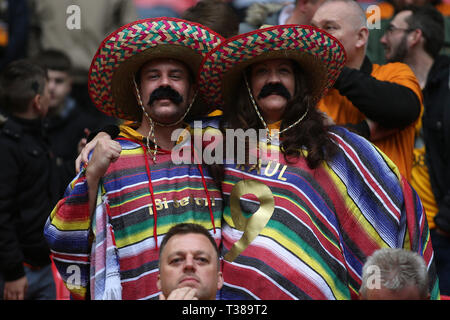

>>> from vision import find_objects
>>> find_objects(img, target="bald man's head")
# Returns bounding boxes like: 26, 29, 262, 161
311, 0, 369, 68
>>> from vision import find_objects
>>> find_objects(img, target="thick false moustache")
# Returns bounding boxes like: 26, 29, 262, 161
148, 86, 183, 106
257, 82, 291, 100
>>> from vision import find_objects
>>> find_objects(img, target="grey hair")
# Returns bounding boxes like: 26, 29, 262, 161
360, 248, 429, 298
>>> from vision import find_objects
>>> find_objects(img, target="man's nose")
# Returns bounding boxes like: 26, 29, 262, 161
159, 74, 171, 86
183, 254, 196, 271
267, 70, 281, 83
48, 80, 56, 91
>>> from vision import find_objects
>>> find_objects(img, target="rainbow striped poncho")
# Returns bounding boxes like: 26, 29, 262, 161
216, 125, 438, 300
44, 126, 223, 300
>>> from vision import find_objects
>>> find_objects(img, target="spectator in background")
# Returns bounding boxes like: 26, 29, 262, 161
0, 0, 29, 72
231, 0, 294, 21
157, 223, 223, 300
0, 60, 61, 300
31, 49, 117, 194
133, 0, 197, 19
380, 4, 450, 296
312, 0, 423, 182
27, 0, 137, 120
239, 0, 325, 34
359, 248, 430, 300
182, 0, 240, 38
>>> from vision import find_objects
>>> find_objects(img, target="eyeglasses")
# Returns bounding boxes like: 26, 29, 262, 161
386, 25, 414, 35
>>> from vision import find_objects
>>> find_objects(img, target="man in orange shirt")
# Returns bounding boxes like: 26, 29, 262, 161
311, 0, 423, 181
380, 4, 450, 296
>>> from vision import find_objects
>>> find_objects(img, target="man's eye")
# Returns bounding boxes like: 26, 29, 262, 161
254, 68, 267, 75
196, 257, 209, 264
170, 258, 182, 264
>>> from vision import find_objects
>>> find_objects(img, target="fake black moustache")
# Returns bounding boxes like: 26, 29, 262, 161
148, 86, 183, 106
257, 82, 292, 101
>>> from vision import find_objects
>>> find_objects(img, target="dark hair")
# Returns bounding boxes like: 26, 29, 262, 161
32, 49, 72, 73
0, 59, 48, 114
404, 5, 444, 58
222, 60, 338, 170
182, 0, 239, 38
159, 223, 220, 267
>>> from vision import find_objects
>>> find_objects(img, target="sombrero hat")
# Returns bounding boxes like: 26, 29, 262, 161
198, 24, 346, 109
88, 17, 224, 121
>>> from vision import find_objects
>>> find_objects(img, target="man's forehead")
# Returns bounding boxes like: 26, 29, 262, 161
392, 10, 412, 26
141, 58, 190, 72
313, 2, 345, 21
48, 69, 70, 78
165, 233, 217, 254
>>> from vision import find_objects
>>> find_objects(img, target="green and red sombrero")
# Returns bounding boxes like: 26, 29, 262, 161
198, 24, 347, 109
88, 17, 224, 121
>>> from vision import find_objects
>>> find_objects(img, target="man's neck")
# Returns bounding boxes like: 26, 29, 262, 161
137, 120, 184, 150
404, 50, 434, 89
349, 52, 366, 70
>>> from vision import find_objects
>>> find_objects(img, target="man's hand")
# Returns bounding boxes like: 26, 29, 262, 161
3, 276, 28, 300
85, 138, 122, 216
159, 287, 198, 300
85, 138, 122, 183
366, 119, 399, 141
75, 132, 113, 173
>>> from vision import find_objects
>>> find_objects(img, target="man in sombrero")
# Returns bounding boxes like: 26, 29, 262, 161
197, 24, 439, 300
44, 18, 224, 300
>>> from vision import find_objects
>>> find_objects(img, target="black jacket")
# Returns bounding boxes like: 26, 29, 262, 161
422, 55, 450, 233
334, 56, 421, 137
0, 115, 64, 281
44, 98, 116, 196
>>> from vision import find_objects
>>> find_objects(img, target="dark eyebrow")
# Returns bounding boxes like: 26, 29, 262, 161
142, 68, 186, 74
167, 250, 211, 259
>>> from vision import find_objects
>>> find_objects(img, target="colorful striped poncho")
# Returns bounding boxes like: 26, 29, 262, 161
44, 126, 223, 300
214, 124, 438, 300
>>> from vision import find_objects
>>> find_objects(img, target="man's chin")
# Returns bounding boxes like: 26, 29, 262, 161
178, 279, 200, 288
147, 105, 186, 125
149, 112, 186, 126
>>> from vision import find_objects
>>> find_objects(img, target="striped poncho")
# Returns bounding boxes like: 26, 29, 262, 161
216, 125, 438, 300
44, 126, 223, 300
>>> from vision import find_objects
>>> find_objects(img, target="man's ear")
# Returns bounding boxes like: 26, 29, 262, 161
156, 273, 161, 291
32, 94, 43, 113
217, 271, 224, 290
356, 27, 370, 50
408, 28, 423, 48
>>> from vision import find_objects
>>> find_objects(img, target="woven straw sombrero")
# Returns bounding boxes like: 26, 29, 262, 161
198, 24, 346, 109
88, 17, 224, 121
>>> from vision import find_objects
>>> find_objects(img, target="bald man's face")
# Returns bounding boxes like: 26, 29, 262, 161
311, 1, 367, 67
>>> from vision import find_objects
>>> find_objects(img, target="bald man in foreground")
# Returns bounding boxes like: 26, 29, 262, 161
312, 0, 423, 182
